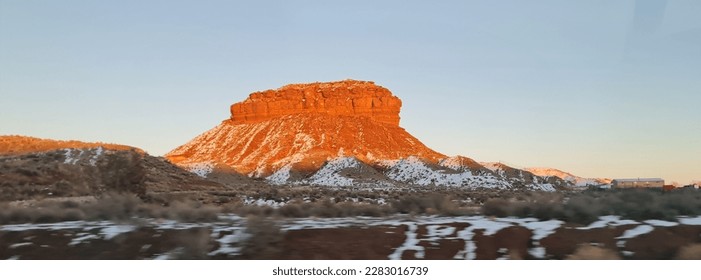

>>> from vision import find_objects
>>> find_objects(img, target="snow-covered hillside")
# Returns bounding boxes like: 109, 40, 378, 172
260, 156, 558, 191
525, 167, 610, 187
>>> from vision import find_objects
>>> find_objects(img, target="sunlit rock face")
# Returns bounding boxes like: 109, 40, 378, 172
166, 80, 444, 177
229, 80, 402, 126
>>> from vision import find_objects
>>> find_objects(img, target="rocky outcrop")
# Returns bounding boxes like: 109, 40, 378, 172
229, 80, 402, 126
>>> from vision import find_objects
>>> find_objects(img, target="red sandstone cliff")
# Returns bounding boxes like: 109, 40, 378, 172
229, 80, 402, 126
166, 80, 444, 176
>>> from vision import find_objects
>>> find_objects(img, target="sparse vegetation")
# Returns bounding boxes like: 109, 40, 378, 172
2, 182, 701, 225
240, 216, 283, 259
481, 188, 701, 224
0, 193, 219, 224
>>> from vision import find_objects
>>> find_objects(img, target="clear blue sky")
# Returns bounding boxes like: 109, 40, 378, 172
1, 0, 699, 183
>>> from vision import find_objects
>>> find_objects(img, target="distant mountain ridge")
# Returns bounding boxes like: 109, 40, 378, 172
525, 167, 611, 187
0, 135, 142, 155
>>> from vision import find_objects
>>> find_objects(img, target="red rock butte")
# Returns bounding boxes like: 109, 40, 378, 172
167, 80, 444, 176
229, 80, 402, 126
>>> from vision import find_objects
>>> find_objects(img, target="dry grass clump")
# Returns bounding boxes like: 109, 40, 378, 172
566, 244, 620, 260
239, 216, 283, 259
171, 227, 214, 259
675, 244, 701, 260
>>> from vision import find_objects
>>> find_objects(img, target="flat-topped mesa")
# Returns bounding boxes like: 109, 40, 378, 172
229, 80, 402, 126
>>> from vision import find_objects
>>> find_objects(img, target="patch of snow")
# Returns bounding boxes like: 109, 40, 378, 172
480, 162, 503, 172
534, 183, 556, 192
209, 227, 247, 256
529, 247, 546, 259
645, 220, 678, 227
0, 221, 88, 231
305, 157, 358, 187
517, 219, 563, 240
266, 164, 292, 185
578, 216, 639, 230
388, 223, 424, 260
63, 149, 79, 164
617, 225, 654, 243
438, 156, 466, 171
154, 220, 207, 230
89, 146, 103, 166
9, 242, 32, 249
69, 233, 100, 246
525, 167, 610, 187
426, 225, 455, 238
386, 157, 507, 188
243, 197, 286, 208
153, 251, 175, 260
184, 162, 214, 178
100, 224, 136, 240
679, 216, 701, 225
453, 217, 514, 260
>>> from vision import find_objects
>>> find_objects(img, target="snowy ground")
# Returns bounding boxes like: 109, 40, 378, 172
2, 215, 700, 260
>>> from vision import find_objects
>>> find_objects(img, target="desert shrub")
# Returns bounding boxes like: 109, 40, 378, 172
98, 152, 146, 195
172, 227, 213, 259
675, 244, 701, 260
560, 196, 602, 224
566, 244, 620, 260
310, 199, 342, 217
391, 194, 465, 216
240, 216, 283, 259
349, 203, 390, 217
662, 189, 701, 215
482, 199, 512, 217
165, 201, 220, 222
277, 202, 306, 218
480, 188, 701, 224
531, 201, 564, 220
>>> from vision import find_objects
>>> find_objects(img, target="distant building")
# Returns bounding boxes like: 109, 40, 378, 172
611, 178, 664, 189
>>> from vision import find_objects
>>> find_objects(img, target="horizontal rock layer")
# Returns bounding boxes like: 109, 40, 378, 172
229, 80, 402, 126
